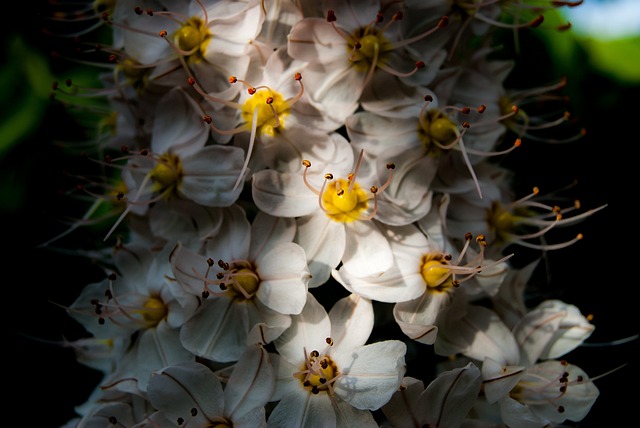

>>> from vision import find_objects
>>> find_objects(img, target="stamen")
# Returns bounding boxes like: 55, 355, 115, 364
232, 107, 259, 191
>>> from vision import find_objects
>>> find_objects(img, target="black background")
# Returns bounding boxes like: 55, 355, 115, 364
3, 2, 638, 427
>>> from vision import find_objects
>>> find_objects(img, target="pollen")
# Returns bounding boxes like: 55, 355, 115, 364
420, 254, 455, 292
241, 89, 290, 136
150, 153, 183, 195
173, 17, 211, 59
297, 351, 339, 395
321, 178, 369, 223
140, 296, 167, 326
418, 109, 459, 155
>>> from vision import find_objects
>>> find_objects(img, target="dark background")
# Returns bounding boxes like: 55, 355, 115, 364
3, 1, 638, 426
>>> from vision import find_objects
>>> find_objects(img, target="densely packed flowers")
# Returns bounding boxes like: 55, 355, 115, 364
42, 0, 614, 426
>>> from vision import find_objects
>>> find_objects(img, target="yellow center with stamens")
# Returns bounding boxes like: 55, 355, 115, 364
140, 296, 167, 326
322, 178, 369, 222
420, 254, 454, 292
298, 354, 338, 394
418, 109, 458, 155
150, 153, 183, 195
347, 29, 392, 72
174, 17, 211, 60
241, 90, 290, 136
231, 267, 259, 297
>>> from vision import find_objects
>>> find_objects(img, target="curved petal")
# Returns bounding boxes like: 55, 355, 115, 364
329, 294, 374, 355
252, 169, 318, 217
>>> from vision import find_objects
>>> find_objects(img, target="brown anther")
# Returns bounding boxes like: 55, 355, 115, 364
190, 408, 197, 417
105, 289, 113, 298
327, 10, 337, 22
206, 258, 214, 266
462, 121, 470, 128
228, 76, 238, 84
108, 416, 117, 424
559, 385, 567, 393
477, 104, 487, 113
558, 406, 565, 413
326, 337, 334, 346
444, 254, 452, 261
577, 375, 584, 382
465, 232, 473, 241
337, 189, 345, 196
461, 107, 471, 114
303, 380, 311, 387
134, 7, 143, 15
532, 186, 540, 195
177, 418, 184, 425
557, 22, 572, 31
529, 15, 544, 28
101, 11, 109, 21
438, 16, 449, 28
116, 192, 124, 200
347, 173, 354, 181
201, 290, 210, 299
302, 159, 311, 168
187, 76, 196, 86
577, 233, 584, 240
319, 377, 327, 383
424, 94, 433, 102
354, 42, 362, 49
370, 185, 378, 193
266, 96, 274, 104
108, 54, 117, 63
140, 149, 149, 156
560, 360, 568, 366
311, 350, 319, 357
320, 360, 329, 369
415, 61, 426, 69
311, 386, 320, 394
563, 111, 571, 120
98, 317, 105, 325
376, 12, 384, 23
220, 284, 227, 290
248, 87, 257, 95
295, 72, 302, 81
216, 272, 224, 279
452, 280, 460, 287
511, 105, 519, 114
324, 173, 334, 180
476, 235, 488, 247
146, 9, 154, 16
386, 163, 395, 170
203, 115, 212, 124
159, 30, 167, 37
392, 11, 403, 21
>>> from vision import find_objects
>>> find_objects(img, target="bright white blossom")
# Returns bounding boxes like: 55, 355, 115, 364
36, 0, 624, 426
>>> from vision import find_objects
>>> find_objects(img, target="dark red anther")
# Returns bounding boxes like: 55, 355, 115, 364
438, 16, 449, 28
376, 13, 384, 23
327, 10, 337, 22
248, 87, 257, 95
415, 61, 425, 69
461, 107, 471, 114
203, 115, 212, 124
134, 6, 143, 15
295, 72, 302, 81
424, 94, 433, 102
187, 76, 196, 86
146, 8, 154, 16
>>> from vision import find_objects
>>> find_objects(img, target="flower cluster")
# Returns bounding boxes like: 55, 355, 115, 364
44, 0, 612, 427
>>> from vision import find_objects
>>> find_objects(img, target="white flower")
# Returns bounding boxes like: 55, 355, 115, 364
169, 205, 311, 362
268, 292, 406, 427
146, 344, 275, 427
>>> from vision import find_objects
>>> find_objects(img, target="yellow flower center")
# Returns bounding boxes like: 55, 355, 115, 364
173, 17, 211, 60
420, 254, 454, 292
140, 296, 167, 326
321, 178, 369, 223
418, 109, 458, 155
298, 352, 338, 395
150, 153, 183, 195
241, 89, 290, 136
230, 267, 260, 298
347, 28, 392, 72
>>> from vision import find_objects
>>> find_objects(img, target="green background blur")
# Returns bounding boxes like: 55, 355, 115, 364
3, 1, 639, 426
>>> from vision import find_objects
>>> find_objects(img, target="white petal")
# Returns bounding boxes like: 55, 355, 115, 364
252, 170, 318, 217
147, 361, 224, 425
256, 242, 310, 315
341, 220, 394, 277
296, 212, 346, 287
423, 362, 483, 428
274, 292, 331, 363
333, 340, 407, 410
329, 294, 374, 355
267, 389, 335, 428
224, 345, 275, 421
249, 211, 296, 260
481, 357, 525, 404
